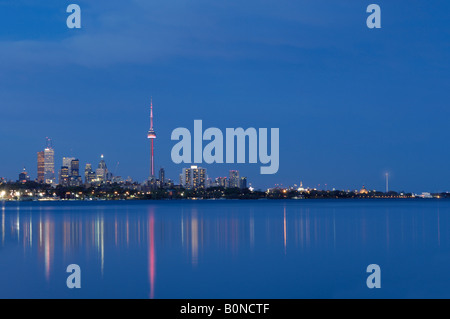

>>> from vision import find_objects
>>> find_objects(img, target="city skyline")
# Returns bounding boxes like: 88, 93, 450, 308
0, 128, 447, 193
0, 95, 444, 193
0, 102, 447, 193
1, 139, 446, 194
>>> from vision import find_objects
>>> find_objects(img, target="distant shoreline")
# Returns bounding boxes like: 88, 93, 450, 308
1, 181, 448, 201
1, 197, 448, 203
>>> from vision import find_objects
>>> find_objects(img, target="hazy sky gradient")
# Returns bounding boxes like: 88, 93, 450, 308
0, 0, 449, 192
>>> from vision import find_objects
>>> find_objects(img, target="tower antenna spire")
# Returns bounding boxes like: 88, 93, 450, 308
385, 172, 389, 193
150, 96, 154, 130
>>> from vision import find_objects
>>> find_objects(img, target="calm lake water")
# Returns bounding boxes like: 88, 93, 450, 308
0, 199, 449, 299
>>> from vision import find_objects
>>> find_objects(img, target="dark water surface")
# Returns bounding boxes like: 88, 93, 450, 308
0, 199, 449, 299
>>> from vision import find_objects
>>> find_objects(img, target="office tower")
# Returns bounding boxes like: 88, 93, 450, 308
86, 172, 96, 184
159, 167, 165, 184
182, 166, 207, 189
59, 166, 70, 186
44, 147, 55, 185
240, 177, 247, 189
85, 164, 95, 184
43, 138, 55, 185
37, 151, 45, 183
85, 163, 92, 177
18, 167, 30, 183
70, 159, 80, 177
69, 159, 82, 186
96, 155, 108, 183
62, 157, 75, 175
85, 164, 96, 185
147, 98, 156, 180
229, 170, 240, 188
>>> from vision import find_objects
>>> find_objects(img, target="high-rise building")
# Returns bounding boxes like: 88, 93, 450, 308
18, 167, 30, 183
229, 170, 240, 188
85, 163, 96, 185
37, 151, 45, 183
85, 163, 92, 176
43, 138, 55, 185
62, 157, 75, 175
59, 166, 70, 186
159, 167, 165, 184
71, 159, 80, 177
192, 167, 206, 189
240, 177, 247, 189
59, 157, 82, 186
96, 155, 108, 183
182, 166, 207, 189
147, 98, 156, 180
69, 159, 82, 186
44, 148, 55, 185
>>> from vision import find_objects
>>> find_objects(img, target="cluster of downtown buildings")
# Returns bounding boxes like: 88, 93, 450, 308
13, 137, 249, 192
19, 137, 128, 188
7, 97, 251, 197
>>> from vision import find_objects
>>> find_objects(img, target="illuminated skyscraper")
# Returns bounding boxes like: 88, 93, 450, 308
159, 167, 165, 184
18, 167, 30, 183
147, 98, 156, 180
69, 159, 82, 186
96, 155, 108, 183
59, 157, 81, 186
39, 137, 55, 185
229, 170, 240, 188
182, 166, 207, 189
70, 159, 80, 177
37, 151, 45, 183
62, 157, 75, 175
85, 163, 96, 185
59, 166, 69, 186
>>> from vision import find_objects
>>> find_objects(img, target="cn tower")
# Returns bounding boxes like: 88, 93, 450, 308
147, 97, 156, 179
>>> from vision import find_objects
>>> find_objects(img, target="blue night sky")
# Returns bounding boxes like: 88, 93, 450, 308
0, 0, 449, 192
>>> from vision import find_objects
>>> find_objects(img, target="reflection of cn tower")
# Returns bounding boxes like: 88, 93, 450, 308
147, 98, 156, 179
148, 212, 156, 299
